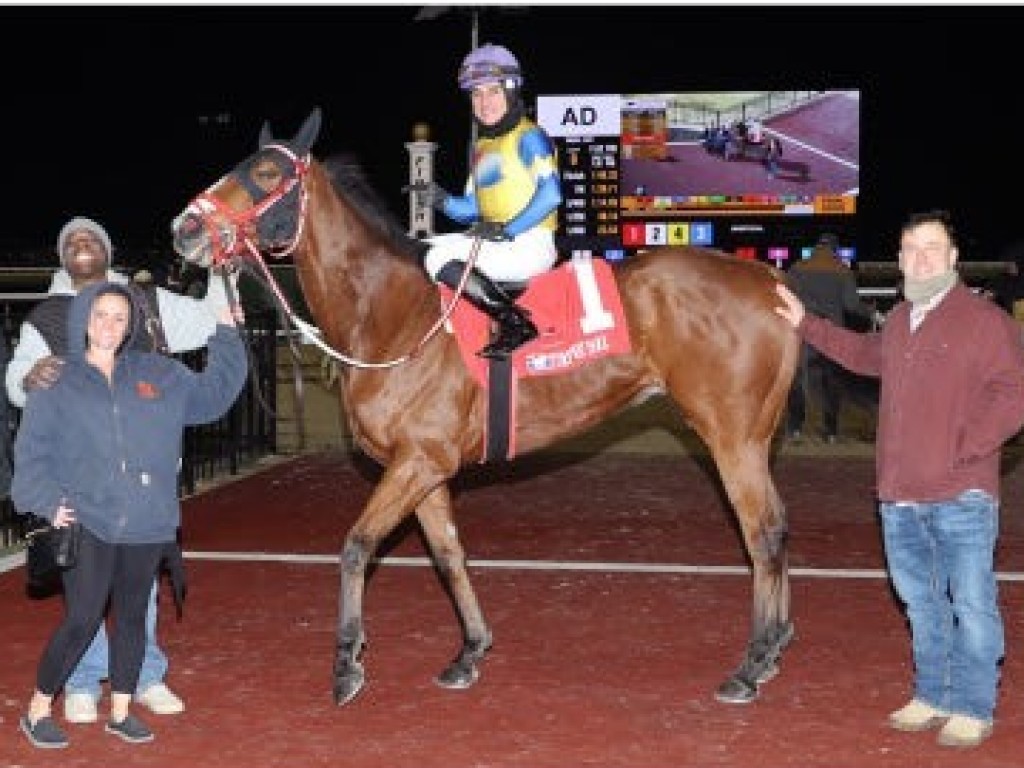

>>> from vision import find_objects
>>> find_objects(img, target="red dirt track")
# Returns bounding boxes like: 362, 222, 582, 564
4, 448, 1024, 767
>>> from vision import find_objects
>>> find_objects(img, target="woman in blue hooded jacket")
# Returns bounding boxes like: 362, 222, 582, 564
13, 281, 247, 749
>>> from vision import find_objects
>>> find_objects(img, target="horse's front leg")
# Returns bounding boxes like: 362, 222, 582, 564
335, 531, 372, 706
334, 457, 444, 706
415, 483, 492, 689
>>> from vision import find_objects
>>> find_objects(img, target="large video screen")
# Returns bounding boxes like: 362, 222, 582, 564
536, 90, 860, 267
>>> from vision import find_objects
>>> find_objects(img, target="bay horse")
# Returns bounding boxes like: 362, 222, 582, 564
170, 108, 801, 707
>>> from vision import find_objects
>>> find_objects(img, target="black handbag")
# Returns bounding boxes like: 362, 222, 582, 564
24, 516, 80, 582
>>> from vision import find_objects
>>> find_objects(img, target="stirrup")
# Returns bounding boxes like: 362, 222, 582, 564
477, 322, 538, 360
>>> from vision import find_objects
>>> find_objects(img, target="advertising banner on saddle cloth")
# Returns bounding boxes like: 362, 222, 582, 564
441, 253, 633, 388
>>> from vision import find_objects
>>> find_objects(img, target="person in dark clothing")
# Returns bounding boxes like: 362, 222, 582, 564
6, 216, 238, 723
774, 210, 1024, 748
981, 260, 1024, 315
784, 235, 881, 442
14, 282, 247, 749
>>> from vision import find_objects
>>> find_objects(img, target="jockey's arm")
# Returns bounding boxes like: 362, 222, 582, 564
504, 129, 562, 238
443, 190, 480, 225
505, 174, 561, 237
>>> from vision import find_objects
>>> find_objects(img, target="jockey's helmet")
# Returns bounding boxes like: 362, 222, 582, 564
457, 43, 522, 91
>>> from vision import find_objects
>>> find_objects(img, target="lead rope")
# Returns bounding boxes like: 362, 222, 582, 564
220, 267, 307, 450
241, 236, 483, 370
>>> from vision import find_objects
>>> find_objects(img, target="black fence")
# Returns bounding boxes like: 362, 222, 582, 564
0, 302, 279, 551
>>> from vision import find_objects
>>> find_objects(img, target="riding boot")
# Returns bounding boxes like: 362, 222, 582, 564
436, 260, 539, 359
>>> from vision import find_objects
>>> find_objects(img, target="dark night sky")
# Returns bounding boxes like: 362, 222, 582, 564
2, 3, 1022, 264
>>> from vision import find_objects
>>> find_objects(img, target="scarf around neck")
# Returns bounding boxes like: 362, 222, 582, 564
903, 269, 958, 307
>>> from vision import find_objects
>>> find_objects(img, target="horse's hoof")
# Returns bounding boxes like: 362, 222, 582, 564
435, 661, 480, 690
756, 662, 779, 684
333, 664, 366, 706
714, 675, 759, 705
775, 621, 796, 650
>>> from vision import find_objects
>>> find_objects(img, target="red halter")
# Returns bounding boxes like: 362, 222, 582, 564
183, 142, 310, 269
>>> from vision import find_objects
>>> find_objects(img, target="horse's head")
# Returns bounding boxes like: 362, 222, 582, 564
171, 107, 322, 269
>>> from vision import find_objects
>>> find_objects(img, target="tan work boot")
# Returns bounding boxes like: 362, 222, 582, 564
936, 715, 993, 748
889, 699, 949, 731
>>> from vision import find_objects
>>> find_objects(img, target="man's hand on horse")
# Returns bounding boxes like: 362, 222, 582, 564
773, 283, 805, 327
23, 355, 65, 392
466, 220, 512, 243
402, 181, 450, 212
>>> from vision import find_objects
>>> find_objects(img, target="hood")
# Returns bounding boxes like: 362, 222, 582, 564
66, 281, 142, 361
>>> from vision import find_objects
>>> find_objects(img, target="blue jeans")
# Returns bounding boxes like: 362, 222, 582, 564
64, 579, 167, 698
880, 490, 1003, 721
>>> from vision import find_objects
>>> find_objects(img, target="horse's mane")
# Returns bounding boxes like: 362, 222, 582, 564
321, 153, 424, 260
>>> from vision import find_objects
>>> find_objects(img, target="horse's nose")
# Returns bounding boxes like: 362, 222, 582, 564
170, 212, 212, 266
172, 211, 202, 238
171, 211, 205, 250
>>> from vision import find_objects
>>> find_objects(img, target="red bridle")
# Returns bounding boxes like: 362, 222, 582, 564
180, 143, 482, 370
183, 142, 310, 269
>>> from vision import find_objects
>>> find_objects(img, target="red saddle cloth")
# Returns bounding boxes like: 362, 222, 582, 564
439, 254, 633, 389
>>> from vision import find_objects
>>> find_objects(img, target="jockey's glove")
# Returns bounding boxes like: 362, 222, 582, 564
402, 181, 450, 212
466, 220, 512, 243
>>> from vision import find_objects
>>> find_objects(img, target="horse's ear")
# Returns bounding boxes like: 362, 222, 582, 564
292, 107, 322, 154
258, 120, 274, 148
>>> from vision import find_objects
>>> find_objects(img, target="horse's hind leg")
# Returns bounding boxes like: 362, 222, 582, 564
415, 484, 493, 689
711, 444, 794, 704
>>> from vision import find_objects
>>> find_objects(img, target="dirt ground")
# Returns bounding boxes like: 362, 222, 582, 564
4, 435, 1024, 767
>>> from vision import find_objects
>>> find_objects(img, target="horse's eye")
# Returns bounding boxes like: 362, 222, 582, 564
253, 167, 283, 192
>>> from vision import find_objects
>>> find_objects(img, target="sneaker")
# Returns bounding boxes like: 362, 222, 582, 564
937, 715, 994, 748
20, 715, 69, 749
105, 713, 155, 744
135, 683, 185, 715
889, 698, 949, 731
63, 691, 99, 724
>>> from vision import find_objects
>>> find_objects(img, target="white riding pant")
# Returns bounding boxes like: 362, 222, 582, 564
422, 228, 557, 283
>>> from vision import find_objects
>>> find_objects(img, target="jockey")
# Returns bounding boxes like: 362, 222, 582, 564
409, 42, 563, 359
745, 120, 764, 144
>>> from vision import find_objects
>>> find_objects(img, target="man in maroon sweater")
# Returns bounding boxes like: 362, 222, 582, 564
775, 210, 1024, 748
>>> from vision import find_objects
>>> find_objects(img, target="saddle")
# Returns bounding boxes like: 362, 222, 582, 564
441, 253, 632, 386
439, 253, 633, 460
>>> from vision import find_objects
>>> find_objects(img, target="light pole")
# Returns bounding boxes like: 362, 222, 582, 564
413, 5, 482, 165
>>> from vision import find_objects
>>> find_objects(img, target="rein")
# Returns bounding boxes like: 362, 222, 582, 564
216, 267, 283, 425
184, 145, 481, 371
252, 240, 481, 370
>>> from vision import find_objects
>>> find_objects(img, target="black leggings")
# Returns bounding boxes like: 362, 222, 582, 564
36, 527, 165, 696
